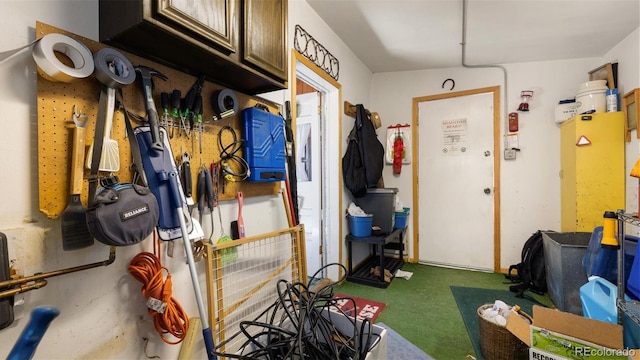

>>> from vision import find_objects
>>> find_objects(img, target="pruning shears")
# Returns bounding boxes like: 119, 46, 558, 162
197, 163, 215, 242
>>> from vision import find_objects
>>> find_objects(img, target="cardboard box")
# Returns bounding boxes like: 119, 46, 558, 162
555, 102, 579, 124
506, 306, 639, 360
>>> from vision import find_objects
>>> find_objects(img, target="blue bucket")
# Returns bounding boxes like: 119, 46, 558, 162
394, 207, 410, 229
348, 215, 373, 237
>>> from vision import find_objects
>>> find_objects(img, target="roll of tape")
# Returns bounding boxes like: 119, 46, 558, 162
31, 33, 94, 83
211, 88, 239, 117
93, 48, 136, 88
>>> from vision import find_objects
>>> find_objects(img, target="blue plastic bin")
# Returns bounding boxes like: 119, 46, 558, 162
582, 226, 638, 290
628, 236, 640, 300
393, 207, 410, 229
348, 215, 373, 237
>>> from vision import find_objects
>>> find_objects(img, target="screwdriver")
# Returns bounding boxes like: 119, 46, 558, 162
160, 92, 172, 138
171, 90, 182, 137
193, 94, 203, 154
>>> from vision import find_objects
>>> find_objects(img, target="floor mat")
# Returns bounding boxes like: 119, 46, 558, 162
377, 322, 435, 360
332, 292, 386, 323
450, 286, 547, 360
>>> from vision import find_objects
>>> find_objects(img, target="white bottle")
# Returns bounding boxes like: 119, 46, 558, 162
606, 88, 618, 112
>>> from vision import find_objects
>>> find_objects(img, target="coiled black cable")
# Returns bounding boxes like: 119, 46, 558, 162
211, 263, 382, 359
217, 125, 249, 181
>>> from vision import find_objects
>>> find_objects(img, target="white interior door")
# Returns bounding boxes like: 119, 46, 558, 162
418, 92, 495, 271
296, 92, 322, 278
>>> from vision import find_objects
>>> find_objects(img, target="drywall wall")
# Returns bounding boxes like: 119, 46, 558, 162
604, 28, 640, 220
0, 0, 375, 358
370, 30, 640, 269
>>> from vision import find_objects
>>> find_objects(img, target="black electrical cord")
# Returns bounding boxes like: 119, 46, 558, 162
211, 263, 381, 360
217, 125, 249, 181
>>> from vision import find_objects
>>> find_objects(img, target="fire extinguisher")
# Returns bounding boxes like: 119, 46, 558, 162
393, 128, 404, 175
508, 112, 518, 133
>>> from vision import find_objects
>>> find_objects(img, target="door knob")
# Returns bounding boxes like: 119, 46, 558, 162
484, 188, 491, 194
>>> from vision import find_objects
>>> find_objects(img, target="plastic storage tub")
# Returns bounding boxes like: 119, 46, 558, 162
354, 188, 398, 233
582, 226, 638, 289
542, 231, 591, 315
393, 207, 410, 229
348, 215, 373, 237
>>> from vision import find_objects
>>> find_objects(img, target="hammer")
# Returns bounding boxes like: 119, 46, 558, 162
135, 65, 168, 152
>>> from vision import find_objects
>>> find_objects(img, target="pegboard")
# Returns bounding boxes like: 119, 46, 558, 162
36, 22, 281, 219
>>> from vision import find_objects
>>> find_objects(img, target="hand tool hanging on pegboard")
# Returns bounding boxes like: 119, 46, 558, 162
197, 163, 215, 242
60, 106, 94, 250
184, 75, 205, 154
134, 65, 167, 151
160, 92, 174, 138
181, 151, 195, 208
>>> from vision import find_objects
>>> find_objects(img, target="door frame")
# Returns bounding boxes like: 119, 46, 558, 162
291, 50, 343, 280
411, 86, 502, 272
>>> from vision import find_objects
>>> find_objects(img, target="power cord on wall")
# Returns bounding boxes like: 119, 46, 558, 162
128, 233, 189, 344
217, 125, 250, 182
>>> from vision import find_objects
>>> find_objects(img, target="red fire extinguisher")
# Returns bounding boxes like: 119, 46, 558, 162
508, 112, 518, 133
393, 128, 404, 175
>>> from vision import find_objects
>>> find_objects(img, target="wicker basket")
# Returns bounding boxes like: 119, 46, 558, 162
477, 303, 531, 360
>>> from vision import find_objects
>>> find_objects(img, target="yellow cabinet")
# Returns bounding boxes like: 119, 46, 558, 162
561, 112, 625, 231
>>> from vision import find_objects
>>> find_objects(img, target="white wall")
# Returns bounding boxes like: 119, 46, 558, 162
2, 0, 637, 358
370, 27, 640, 269
605, 28, 640, 221
0, 0, 373, 359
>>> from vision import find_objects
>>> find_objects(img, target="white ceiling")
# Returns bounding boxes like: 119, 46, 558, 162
305, 0, 640, 73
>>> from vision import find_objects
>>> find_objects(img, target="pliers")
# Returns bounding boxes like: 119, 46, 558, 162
197, 163, 215, 242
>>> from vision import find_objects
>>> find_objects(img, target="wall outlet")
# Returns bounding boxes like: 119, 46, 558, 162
504, 149, 517, 160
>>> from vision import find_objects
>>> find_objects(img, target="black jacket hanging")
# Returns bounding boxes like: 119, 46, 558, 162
342, 104, 384, 198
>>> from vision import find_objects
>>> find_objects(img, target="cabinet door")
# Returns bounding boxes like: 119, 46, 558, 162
243, 0, 288, 81
156, 0, 236, 53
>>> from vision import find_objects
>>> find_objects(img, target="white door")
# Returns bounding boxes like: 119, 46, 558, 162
417, 92, 495, 271
296, 92, 323, 278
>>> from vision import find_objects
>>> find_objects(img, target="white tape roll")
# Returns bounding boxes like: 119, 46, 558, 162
93, 48, 136, 88
32, 33, 94, 83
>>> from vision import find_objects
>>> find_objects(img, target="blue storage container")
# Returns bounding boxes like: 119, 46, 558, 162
628, 236, 640, 300
582, 226, 638, 289
393, 207, 410, 229
348, 215, 373, 237
242, 107, 286, 182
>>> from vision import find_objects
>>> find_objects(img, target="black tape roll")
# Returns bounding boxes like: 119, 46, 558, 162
211, 88, 239, 117
93, 48, 136, 88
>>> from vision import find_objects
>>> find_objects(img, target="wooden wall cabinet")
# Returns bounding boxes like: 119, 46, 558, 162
99, 0, 287, 94
560, 112, 625, 232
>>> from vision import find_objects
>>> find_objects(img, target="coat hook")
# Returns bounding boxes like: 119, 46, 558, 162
442, 78, 455, 91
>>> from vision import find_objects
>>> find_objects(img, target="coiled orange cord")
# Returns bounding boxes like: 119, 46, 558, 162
128, 234, 189, 344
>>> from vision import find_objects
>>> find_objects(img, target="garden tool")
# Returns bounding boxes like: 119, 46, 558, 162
60, 106, 94, 250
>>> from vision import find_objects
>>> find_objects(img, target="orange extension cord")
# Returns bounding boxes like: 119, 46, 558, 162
128, 233, 189, 344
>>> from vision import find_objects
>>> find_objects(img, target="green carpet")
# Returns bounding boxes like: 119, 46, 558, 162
450, 286, 551, 360
335, 263, 555, 359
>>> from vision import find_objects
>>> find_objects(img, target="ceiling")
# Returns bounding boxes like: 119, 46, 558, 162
305, 0, 640, 73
